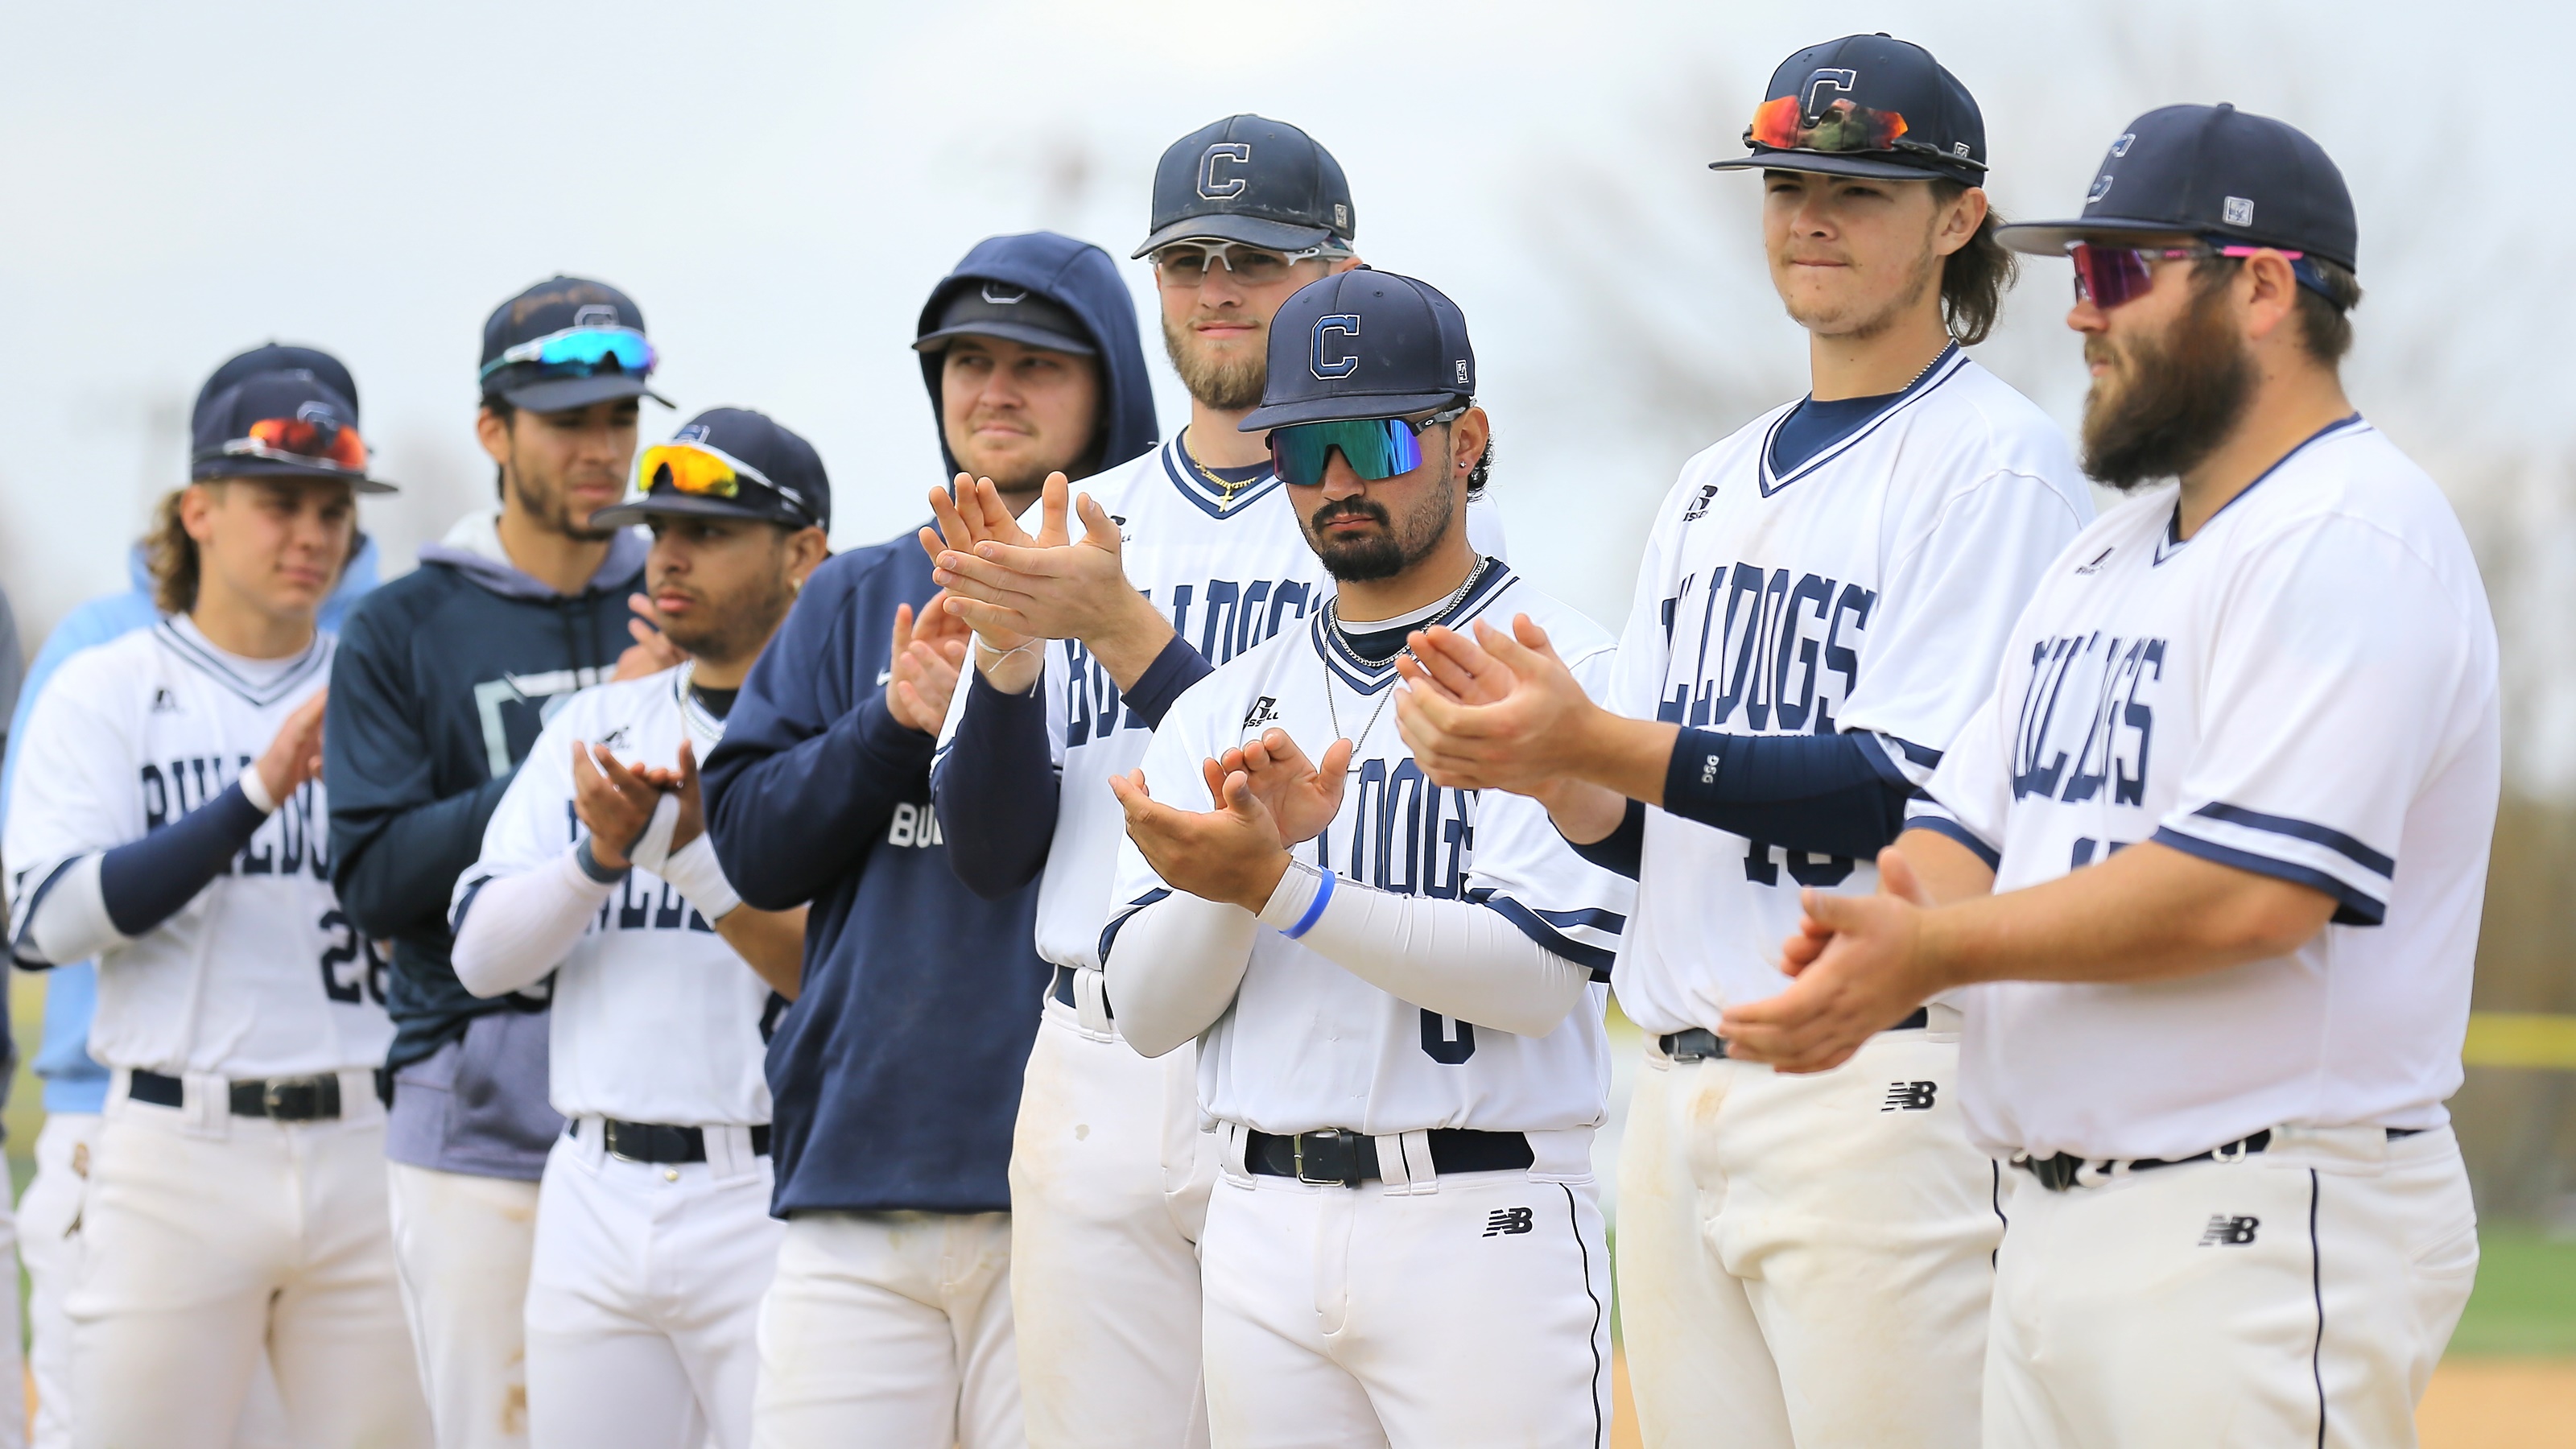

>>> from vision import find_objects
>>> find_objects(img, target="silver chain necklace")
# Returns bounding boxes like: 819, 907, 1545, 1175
1321, 558, 1490, 752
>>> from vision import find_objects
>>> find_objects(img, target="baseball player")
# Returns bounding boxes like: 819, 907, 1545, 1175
1388, 36, 2091, 1447
701, 232, 1151, 1447
5, 366, 430, 1448
328, 277, 664, 1449
924, 117, 1501, 1448
2, 343, 377, 1449
448, 408, 825, 1449
1100, 270, 1624, 1447
1746, 105, 2492, 1449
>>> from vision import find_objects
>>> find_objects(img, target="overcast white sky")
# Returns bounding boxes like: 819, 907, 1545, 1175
6, 0, 2573, 770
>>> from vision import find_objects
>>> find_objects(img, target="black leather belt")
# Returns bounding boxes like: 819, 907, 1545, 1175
573, 1117, 772, 1165
1051, 964, 1112, 1019
2017, 1127, 2423, 1192
1659, 1006, 1929, 1062
130, 1068, 344, 1121
1246, 1128, 1534, 1187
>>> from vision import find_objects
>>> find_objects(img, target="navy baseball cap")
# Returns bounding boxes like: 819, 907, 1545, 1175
1133, 115, 1356, 258
480, 275, 672, 412
1710, 34, 1987, 185
1998, 104, 2358, 275
1239, 270, 1472, 431
592, 407, 831, 534
913, 279, 1097, 356
191, 371, 395, 493
192, 344, 358, 436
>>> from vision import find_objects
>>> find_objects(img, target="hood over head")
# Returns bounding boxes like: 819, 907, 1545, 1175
914, 231, 1157, 482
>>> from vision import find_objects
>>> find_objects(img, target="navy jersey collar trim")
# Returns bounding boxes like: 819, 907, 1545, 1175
1312, 559, 1516, 695
1753, 344, 1966, 499
153, 621, 331, 708
2153, 414, 2370, 566
1161, 430, 1283, 518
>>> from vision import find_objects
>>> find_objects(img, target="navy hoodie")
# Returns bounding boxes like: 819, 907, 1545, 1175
328, 514, 646, 1177
704, 231, 1156, 1215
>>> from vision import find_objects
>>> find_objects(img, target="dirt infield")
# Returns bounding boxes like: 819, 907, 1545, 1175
1608, 1353, 2576, 1447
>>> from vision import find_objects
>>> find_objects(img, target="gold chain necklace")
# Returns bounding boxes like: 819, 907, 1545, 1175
1183, 432, 1265, 508
1320, 558, 1492, 753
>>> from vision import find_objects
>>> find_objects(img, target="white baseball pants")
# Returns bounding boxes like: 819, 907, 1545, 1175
751, 1209, 1019, 1448
1009, 989, 1216, 1449
1199, 1133, 1612, 1449
68, 1073, 431, 1449
523, 1123, 782, 1449
1986, 1123, 2478, 1449
21, 1112, 292, 1449
387, 1161, 540, 1449
1616, 1024, 2001, 1449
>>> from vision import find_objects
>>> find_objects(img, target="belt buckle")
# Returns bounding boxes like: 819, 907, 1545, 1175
1665, 1028, 1722, 1063
262, 1080, 303, 1119
1293, 1129, 1363, 1186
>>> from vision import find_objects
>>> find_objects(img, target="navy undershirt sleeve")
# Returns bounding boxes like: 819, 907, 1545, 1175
1661, 728, 1913, 861
932, 669, 1061, 901
1120, 636, 1215, 730
1564, 798, 1645, 880
97, 780, 270, 938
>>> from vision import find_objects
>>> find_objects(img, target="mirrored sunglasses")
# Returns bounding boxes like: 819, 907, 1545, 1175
480, 325, 657, 381
2067, 241, 2316, 310
217, 415, 369, 473
1266, 407, 1465, 489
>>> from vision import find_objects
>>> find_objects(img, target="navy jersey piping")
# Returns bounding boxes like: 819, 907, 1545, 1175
153, 622, 332, 708
1160, 431, 1284, 518
1752, 344, 1965, 500
2153, 415, 2370, 566
1313, 560, 1516, 696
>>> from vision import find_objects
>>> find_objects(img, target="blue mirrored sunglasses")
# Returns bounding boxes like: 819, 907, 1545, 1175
479, 325, 657, 380
1267, 406, 1466, 489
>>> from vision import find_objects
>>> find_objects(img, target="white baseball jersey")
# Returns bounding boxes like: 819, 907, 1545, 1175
936, 428, 1506, 975
456, 666, 772, 1126
1919, 417, 2500, 1162
3, 618, 393, 1078
1606, 348, 2093, 1035
1108, 561, 1626, 1136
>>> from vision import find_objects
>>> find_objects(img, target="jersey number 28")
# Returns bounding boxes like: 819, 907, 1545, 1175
318, 909, 390, 1005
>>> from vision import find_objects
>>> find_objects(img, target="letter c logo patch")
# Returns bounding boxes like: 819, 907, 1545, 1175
1198, 143, 1251, 200
1311, 314, 1361, 379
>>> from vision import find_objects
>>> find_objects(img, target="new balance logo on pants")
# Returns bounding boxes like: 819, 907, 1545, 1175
1882, 1081, 1938, 1112
2199, 1215, 2260, 1246
1483, 1208, 1534, 1237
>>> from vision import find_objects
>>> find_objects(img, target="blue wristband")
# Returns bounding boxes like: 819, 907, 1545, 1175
1282, 867, 1335, 939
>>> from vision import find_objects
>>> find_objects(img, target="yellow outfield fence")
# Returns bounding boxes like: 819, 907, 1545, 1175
2463, 1013, 2576, 1070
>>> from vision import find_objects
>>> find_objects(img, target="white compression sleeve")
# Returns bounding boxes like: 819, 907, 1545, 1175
452, 850, 617, 998
1100, 891, 1258, 1059
18, 854, 124, 967
652, 835, 741, 923
1256, 862, 1591, 1038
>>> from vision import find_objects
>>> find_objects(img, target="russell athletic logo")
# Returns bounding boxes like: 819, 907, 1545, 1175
1197, 142, 1251, 200
1311, 314, 1361, 379
1882, 1080, 1938, 1112
2200, 1215, 2261, 1246
1483, 1208, 1535, 1237
1242, 696, 1281, 729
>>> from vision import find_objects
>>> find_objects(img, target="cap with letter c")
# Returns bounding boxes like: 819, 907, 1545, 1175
1996, 103, 2358, 275
480, 275, 672, 413
1240, 269, 1472, 431
1709, 32, 1988, 185
1134, 114, 1356, 258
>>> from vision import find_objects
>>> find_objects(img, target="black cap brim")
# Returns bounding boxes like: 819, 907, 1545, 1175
1132, 213, 1336, 259
1238, 390, 1463, 432
494, 372, 674, 413
1996, 217, 2207, 257
1710, 148, 1963, 182
588, 492, 806, 530
193, 456, 398, 495
912, 321, 1097, 356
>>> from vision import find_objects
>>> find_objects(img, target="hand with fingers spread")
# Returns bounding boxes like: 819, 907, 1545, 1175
254, 689, 331, 807
1108, 766, 1293, 914
571, 739, 671, 872
1722, 847, 1945, 1073
1209, 728, 1352, 848
926, 472, 1176, 693
612, 592, 689, 681
1393, 613, 1599, 795
919, 473, 1061, 689
629, 737, 710, 853
885, 592, 974, 733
